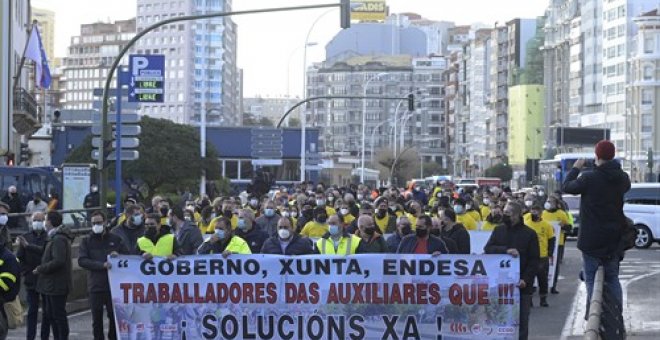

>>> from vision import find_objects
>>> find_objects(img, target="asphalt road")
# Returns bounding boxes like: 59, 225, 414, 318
7, 240, 660, 340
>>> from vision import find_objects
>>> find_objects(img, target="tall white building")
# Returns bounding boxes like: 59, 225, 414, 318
136, 0, 239, 126
596, 0, 656, 154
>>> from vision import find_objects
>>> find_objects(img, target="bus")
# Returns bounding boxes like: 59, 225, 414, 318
539, 153, 594, 193
539, 153, 622, 193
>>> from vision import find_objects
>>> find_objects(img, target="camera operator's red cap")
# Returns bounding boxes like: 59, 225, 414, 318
595, 140, 615, 161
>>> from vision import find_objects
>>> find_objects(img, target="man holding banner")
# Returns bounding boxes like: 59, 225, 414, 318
485, 201, 539, 340
136, 213, 180, 260
197, 217, 251, 256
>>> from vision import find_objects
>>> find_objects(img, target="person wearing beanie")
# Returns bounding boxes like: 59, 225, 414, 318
562, 140, 630, 316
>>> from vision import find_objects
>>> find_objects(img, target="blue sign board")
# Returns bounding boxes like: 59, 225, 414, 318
128, 54, 165, 103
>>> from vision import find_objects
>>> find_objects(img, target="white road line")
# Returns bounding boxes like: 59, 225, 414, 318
560, 282, 586, 339
622, 270, 660, 333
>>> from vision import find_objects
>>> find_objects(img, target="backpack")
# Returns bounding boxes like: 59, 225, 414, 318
619, 216, 636, 251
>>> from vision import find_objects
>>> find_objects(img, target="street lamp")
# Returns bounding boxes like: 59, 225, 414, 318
361, 72, 389, 183
370, 118, 392, 164
301, 8, 335, 183
287, 42, 317, 97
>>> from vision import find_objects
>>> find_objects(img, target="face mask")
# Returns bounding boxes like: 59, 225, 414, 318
538, 191, 545, 197
303, 210, 313, 219
329, 224, 340, 236
186, 205, 195, 211
0, 214, 8, 225
466, 204, 472, 210
489, 213, 502, 223
131, 214, 143, 226
430, 229, 441, 237
436, 193, 442, 198
160, 207, 169, 216
92, 224, 104, 234
237, 219, 247, 230
400, 225, 412, 236
483, 199, 491, 205
531, 213, 541, 221
328, 197, 334, 203
409, 208, 417, 215
264, 208, 275, 217
390, 205, 397, 211
145, 228, 158, 238
340, 208, 349, 215
278, 229, 291, 240
502, 215, 513, 226
223, 210, 233, 218
316, 215, 327, 224
525, 201, 533, 208
250, 199, 258, 207
415, 228, 428, 238
454, 206, 464, 214
363, 227, 376, 236
316, 199, 326, 206
282, 211, 290, 218
544, 202, 553, 210
34, 199, 41, 204
184, 216, 192, 222
32, 221, 45, 231
376, 208, 387, 217
91, 186, 98, 193
357, 194, 364, 200
215, 229, 226, 240
291, 211, 298, 218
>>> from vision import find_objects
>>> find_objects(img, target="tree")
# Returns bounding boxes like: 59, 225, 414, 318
419, 161, 446, 178
287, 117, 301, 128
375, 147, 420, 186
242, 113, 274, 127
66, 116, 222, 198
484, 163, 513, 182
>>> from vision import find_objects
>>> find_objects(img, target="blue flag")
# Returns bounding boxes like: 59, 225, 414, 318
25, 25, 51, 89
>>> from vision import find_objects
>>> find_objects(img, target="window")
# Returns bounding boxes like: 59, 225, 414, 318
644, 37, 654, 54
642, 90, 653, 105
643, 66, 654, 80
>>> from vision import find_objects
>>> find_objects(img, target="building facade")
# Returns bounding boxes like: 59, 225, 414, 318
243, 97, 299, 126
61, 19, 136, 110
135, 0, 239, 126
630, 9, 660, 181
306, 55, 448, 179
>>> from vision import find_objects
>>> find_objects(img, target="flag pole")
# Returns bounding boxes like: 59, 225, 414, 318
12, 20, 38, 93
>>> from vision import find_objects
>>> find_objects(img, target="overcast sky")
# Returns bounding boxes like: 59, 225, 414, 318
33, 0, 547, 98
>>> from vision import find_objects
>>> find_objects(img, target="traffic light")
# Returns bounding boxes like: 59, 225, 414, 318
408, 94, 415, 111
648, 148, 654, 170
19, 143, 29, 163
340, 0, 351, 29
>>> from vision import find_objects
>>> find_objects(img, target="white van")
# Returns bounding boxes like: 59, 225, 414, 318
623, 183, 660, 248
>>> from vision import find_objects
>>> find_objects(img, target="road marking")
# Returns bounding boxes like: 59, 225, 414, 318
560, 282, 586, 339
622, 270, 660, 333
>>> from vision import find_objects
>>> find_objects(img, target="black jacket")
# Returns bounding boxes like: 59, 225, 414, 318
36, 226, 74, 296
235, 227, 269, 254
78, 232, 128, 293
484, 221, 540, 294
441, 223, 471, 254
16, 230, 48, 289
1, 194, 24, 228
175, 222, 203, 256
111, 221, 145, 255
357, 234, 388, 253
397, 235, 449, 254
83, 192, 100, 209
562, 160, 631, 258
260, 235, 314, 255
437, 234, 459, 254
0, 247, 20, 303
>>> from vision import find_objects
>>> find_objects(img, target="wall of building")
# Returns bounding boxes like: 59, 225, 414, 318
508, 85, 544, 166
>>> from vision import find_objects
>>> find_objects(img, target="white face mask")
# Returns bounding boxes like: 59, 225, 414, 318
483, 199, 491, 205
278, 229, 291, 240
544, 202, 553, 210
32, 221, 45, 231
0, 214, 8, 225
525, 201, 533, 207
291, 211, 298, 218
340, 208, 349, 215
92, 224, 104, 234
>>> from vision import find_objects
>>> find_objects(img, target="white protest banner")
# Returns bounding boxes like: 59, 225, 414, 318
469, 230, 493, 254
109, 254, 521, 339
549, 222, 561, 286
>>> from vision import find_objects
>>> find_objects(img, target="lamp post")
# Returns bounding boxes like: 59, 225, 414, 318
361, 72, 389, 183
301, 9, 335, 183
287, 43, 317, 98
370, 119, 392, 164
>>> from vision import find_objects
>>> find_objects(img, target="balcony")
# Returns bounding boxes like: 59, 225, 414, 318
12, 88, 41, 135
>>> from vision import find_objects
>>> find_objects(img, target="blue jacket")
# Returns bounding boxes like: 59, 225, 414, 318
0, 246, 20, 303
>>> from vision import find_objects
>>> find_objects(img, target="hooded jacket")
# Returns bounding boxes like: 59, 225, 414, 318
440, 223, 471, 254
36, 226, 74, 296
175, 221, 204, 255
562, 160, 631, 259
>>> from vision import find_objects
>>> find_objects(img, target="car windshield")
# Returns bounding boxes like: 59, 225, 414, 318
563, 196, 580, 210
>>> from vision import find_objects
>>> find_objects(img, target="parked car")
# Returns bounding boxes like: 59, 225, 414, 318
623, 183, 660, 249
562, 194, 581, 237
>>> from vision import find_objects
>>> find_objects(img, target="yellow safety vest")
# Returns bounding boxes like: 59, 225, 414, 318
316, 235, 361, 255
137, 234, 175, 257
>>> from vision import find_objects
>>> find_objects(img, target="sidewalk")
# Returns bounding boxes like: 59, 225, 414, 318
6, 298, 90, 338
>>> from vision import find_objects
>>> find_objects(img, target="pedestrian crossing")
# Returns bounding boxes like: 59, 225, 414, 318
619, 257, 660, 283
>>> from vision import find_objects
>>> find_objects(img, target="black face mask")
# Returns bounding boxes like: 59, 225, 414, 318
160, 207, 169, 216
409, 208, 417, 215
223, 210, 233, 218
316, 215, 327, 224
145, 228, 158, 238
502, 215, 513, 227
302, 210, 313, 220
430, 229, 441, 237
364, 227, 376, 236
415, 228, 428, 238
488, 214, 502, 223
34, 199, 41, 204
376, 209, 387, 218
531, 213, 541, 222
400, 225, 412, 236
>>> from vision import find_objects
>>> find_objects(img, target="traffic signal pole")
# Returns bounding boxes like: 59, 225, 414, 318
98, 2, 352, 209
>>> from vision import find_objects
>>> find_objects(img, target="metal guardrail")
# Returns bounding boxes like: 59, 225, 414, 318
584, 266, 604, 340
7, 207, 105, 237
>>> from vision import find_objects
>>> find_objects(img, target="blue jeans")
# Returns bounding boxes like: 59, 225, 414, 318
583, 253, 623, 307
